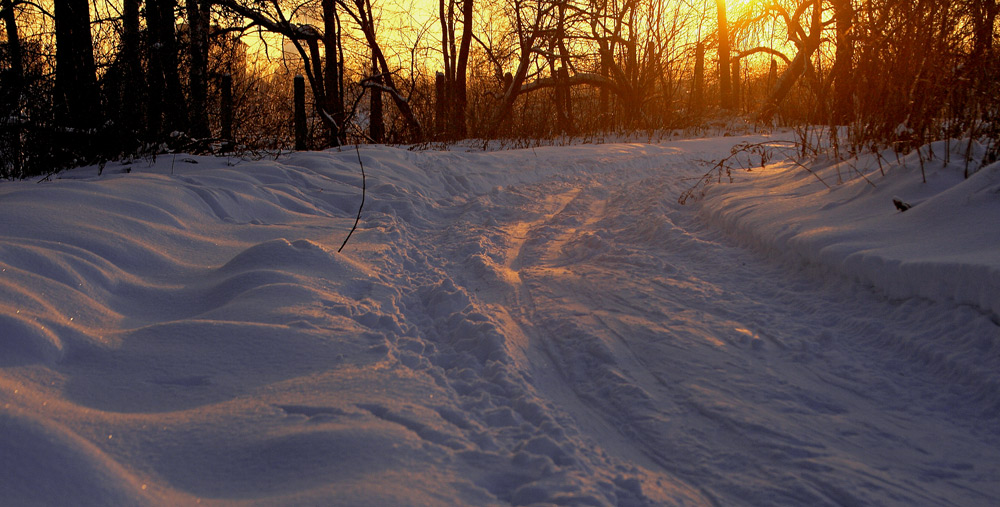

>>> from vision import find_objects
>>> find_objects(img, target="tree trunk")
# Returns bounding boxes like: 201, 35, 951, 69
145, 0, 165, 138
294, 75, 307, 150
54, 0, 100, 129
186, 0, 211, 138
322, 0, 343, 145
554, 66, 567, 132
2, 0, 22, 175
716, 0, 731, 109
118, 0, 145, 146
491, 27, 539, 133
306, 37, 325, 103
453, 0, 472, 138
557, 66, 572, 133
435, 0, 470, 139
731, 57, 741, 111
972, 0, 997, 61
438, 0, 453, 139
970, 0, 998, 103
160, 0, 188, 133
146, 0, 188, 137
830, 0, 854, 124
2, 0, 21, 92
555, 0, 571, 133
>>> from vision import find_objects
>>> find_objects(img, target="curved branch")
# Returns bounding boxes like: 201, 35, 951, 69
735, 46, 791, 64
519, 72, 620, 95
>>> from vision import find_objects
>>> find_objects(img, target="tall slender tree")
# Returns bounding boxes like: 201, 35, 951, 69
2, 0, 21, 93
716, 0, 731, 109
54, 0, 100, 129
111, 0, 146, 150
2, 0, 23, 175
146, 0, 188, 138
830, 0, 853, 124
322, 0, 344, 145
437, 0, 473, 138
968, 0, 998, 100
454, 0, 473, 138
186, 0, 211, 138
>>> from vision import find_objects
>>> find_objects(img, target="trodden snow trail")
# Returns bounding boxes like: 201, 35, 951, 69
427, 147, 1000, 506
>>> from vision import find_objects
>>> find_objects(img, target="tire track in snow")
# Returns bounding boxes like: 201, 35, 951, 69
477, 172, 1000, 506
501, 187, 582, 304
504, 182, 720, 496
411, 180, 713, 505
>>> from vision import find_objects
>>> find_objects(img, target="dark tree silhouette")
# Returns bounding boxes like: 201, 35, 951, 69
54, 0, 99, 130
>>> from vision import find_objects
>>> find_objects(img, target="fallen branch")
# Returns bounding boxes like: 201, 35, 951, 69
678, 140, 833, 205
338, 145, 366, 252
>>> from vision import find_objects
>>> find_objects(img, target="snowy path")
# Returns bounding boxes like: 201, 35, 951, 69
419, 148, 1000, 505
1, 139, 998, 505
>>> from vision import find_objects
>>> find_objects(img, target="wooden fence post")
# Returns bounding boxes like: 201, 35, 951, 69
556, 67, 572, 133
294, 75, 307, 151
370, 57, 385, 143
221, 74, 233, 142
561, 67, 572, 130
435, 72, 446, 140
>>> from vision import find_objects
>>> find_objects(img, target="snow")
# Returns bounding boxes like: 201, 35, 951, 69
1, 135, 997, 506
702, 138, 1000, 318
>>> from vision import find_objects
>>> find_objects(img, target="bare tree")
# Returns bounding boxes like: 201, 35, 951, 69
437, 0, 474, 138
487, 0, 554, 133
322, 0, 345, 145
482, 0, 690, 133
337, 0, 423, 138
217, 0, 341, 142
757, 0, 823, 123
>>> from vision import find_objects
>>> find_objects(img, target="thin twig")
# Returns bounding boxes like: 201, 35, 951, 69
788, 158, 832, 189
338, 145, 366, 253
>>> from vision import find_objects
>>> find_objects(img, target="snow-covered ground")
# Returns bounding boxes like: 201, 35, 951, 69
1, 134, 997, 506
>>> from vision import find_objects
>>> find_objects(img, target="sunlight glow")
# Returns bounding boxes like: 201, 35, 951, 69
727, 0, 757, 17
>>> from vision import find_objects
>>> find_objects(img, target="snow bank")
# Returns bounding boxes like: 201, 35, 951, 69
701, 139, 1000, 320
